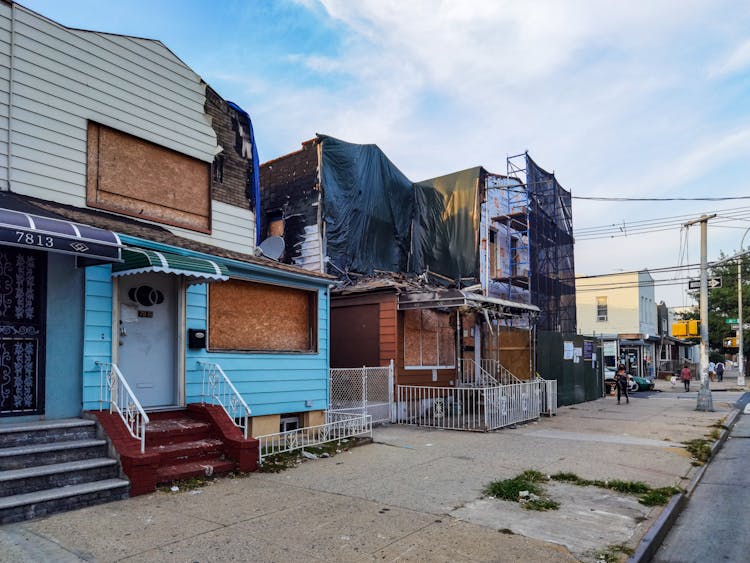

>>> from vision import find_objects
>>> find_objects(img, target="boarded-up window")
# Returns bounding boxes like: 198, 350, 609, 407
403, 309, 455, 368
209, 279, 317, 352
87, 122, 210, 232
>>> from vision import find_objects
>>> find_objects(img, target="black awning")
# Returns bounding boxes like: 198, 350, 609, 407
0, 207, 122, 262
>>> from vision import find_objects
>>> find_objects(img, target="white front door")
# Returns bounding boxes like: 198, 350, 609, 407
117, 273, 178, 408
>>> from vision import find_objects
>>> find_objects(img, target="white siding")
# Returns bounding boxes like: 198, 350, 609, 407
292, 224, 324, 272
174, 200, 256, 255
0, 3, 11, 187
4, 4, 216, 208
0, 5, 263, 254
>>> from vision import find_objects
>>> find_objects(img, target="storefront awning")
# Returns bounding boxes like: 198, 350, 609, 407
0, 206, 121, 262
112, 247, 229, 282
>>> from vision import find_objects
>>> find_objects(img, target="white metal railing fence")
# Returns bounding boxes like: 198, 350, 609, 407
534, 376, 558, 416
97, 361, 150, 453
329, 361, 394, 424
257, 411, 372, 462
197, 360, 251, 438
456, 358, 499, 387
396, 381, 540, 432
481, 359, 523, 385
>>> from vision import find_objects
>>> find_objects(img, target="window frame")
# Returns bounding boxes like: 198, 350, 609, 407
596, 296, 608, 322
403, 309, 456, 370
208, 278, 318, 354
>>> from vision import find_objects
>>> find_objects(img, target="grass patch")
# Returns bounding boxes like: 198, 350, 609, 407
607, 480, 650, 494
525, 498, 560, 511
484, 470, 558, 511
707, 428, 721, 440
639, 487, 681, 506
484, 474, 545, 501
550, 471, 679, 506
683, 438, 712, 465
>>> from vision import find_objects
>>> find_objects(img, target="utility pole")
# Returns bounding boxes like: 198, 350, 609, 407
684, 214, 716, 411
738, 228, 750, 387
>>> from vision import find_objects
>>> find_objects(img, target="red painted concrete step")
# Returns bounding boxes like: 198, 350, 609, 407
155, 457, 235, 484
144, 416, 211, 447
146, 438, 224, 464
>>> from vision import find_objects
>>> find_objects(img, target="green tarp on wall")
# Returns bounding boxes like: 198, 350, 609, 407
411, 167, 482, 281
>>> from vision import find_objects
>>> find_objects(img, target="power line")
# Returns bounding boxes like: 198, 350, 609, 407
573, 195, 750, 202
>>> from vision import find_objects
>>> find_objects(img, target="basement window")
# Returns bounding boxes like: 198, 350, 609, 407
280, 414, 301, 433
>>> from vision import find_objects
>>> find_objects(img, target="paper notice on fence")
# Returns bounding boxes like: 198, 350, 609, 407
563, 341, 574, 360
573, 347, 582, 363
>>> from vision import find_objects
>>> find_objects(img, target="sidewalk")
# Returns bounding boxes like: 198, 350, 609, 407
1, 386, 744, 562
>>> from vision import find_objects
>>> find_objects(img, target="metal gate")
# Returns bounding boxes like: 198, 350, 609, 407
329, 361, 394, 424
0, 248, 46, 417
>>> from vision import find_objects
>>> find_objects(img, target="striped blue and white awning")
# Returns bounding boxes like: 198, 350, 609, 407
0, 207, 122, 261
112, 247, 229, 282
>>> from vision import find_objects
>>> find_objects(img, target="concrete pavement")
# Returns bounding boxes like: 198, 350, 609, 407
0, 381, 744, 562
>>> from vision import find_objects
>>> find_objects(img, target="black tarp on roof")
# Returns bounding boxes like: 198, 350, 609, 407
319, 135, 414, 275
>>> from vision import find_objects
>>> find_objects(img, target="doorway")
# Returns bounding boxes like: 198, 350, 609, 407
116, 273, 178, 408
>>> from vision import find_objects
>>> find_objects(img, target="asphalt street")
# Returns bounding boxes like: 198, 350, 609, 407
654, 397, 750, 563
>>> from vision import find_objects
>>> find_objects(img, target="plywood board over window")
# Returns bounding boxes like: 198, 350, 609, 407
403, 309, 455, 369
87, 122, 211, 232
209, 279, 317, 352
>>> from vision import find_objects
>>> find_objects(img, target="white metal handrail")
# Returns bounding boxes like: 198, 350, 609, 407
197, 360, 251, 438
481, 359, 523, 385
97, 361, 150, 453
457, 358, 499, 387
257, 412, 372, 461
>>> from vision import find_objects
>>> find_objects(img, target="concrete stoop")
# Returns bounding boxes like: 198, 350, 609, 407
0, 418, 129, 524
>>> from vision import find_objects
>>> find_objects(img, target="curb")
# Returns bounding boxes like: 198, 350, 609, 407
628, 405, 742, 563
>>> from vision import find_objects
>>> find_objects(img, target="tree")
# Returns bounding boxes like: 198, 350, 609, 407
687, 252, 750, 360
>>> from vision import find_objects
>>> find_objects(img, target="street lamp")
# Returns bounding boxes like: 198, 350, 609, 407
738, 228, 750, 387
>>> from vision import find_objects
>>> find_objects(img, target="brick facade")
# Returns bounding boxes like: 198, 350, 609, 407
259, 139, 320, 264
205, 87, 255, 211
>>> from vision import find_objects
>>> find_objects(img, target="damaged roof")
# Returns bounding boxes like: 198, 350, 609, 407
0, 192, 334, 281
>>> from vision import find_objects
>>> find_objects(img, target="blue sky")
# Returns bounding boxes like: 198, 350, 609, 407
20, 0, 750, 306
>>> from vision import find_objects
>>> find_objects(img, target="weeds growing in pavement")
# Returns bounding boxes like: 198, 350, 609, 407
683, 438, 712, 465
484, 470, 559, 511
549, 472, 681, 506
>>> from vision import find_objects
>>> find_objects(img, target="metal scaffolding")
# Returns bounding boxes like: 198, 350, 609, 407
491, 152, 576, 332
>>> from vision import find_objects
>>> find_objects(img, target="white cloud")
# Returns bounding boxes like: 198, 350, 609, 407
709, 39, 750, 78
243, 0, 750, 304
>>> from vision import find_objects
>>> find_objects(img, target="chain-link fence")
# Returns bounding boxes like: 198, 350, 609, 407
329, 361, 394, 424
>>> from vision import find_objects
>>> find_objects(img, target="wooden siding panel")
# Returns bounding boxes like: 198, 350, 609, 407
379, 298, 397, 366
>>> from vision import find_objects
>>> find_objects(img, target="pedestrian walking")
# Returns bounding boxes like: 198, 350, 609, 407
716, 362, 724, 382
681, 363, 692, 392
615, 364, 629, 404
